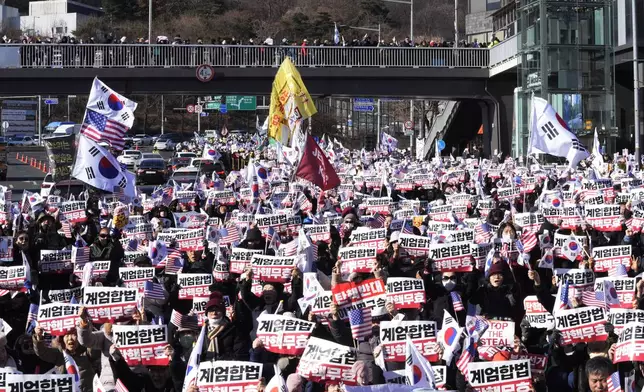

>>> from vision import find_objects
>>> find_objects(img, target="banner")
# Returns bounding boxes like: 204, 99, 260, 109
399, 233, 432, 257
173, 211, 209, 229
83, 287, 138, 323
157, 228, 205, 251
0, 266, 27, 291
39, 249, 73, 274
467, 360, 532, 392
385, 278, 425, 310
6, 374, 74, 392
197, 361, 262, 392
349, 229, 387, 254
113, 324, 169, 366
614, 322, 644, 363
297, 337, 356, 384
429, 241, 473, 272
47, 287, 83, 304
208, 190, 237, 206
255, 213, 290, 231
365, 197, 392, 214
250, 255, 298, 283
559, 204, 584, 229
429, 205, 467, 222
513, 212, 544, 233
441, 229, 474, 243
596, 277, 636, 309
479, 320, 514, 347
256, 314, 316, 355
119, 267, 155, 291
338, 247, 377, 275
379, 320, 438, 362
609, 309, 644, 335
554, 268, 595, 299
59, 201, 86, 224
523, 295, 555, 329
230, 248, 264, 274
591, 246, 631, 273
303, 224, 331, 243
584, 205, 622, 232
177, 273, 213, 299
555, 306, 608, 345
37, 303, 81, 336
332, 278, 387, 320
496, 186, 520, 201
122, 223, 153, 241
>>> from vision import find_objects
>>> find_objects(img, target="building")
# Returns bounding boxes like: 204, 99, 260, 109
20, 0, 102, 38
469, 0, 641, 156
0, 4, 20, 31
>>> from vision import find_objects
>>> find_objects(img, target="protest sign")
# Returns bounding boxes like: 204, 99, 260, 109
385, 277, 425, 309
523, 296, 555, 329
119, 267, 155, 291
349, 229, 387, 254
157, 228, 205, 251
297, 337, 357, 384
197, 361, 263, 392
83, 287, 137, 323
113, 324, 169, 366
256, 314, 316, 355
177, 273, 213, 299
251, 255, 298, 283
595, 277, 636, 309
591, 246, 631, 273
399, 233, 431, 257
429, 241, 473, 272
338, 247, 377, 275
379, 320, 439, 362
479, 320, 514, 347
609, 309, 644, 335
59, 201, 86, 224
554, 306, 608, 345
39, 249, 73, 274
230, 248, 264, 274
6, 374, 74, 392
467, 359, 532, 392
0, 266, 27, 291
37, 303, 80, 336
43, 134, 75, 181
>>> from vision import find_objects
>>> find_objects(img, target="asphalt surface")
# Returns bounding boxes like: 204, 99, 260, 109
5, 146, 177, 200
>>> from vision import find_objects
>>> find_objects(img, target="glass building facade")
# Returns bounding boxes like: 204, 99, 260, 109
514, 0, 616, 157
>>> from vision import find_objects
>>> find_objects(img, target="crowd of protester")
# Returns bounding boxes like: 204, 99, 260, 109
0, 129, 638, 392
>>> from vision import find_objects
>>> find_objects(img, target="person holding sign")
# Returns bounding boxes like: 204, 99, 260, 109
76, 307, 117, 391
469, 261, 521, 324
32, 322, 95, 392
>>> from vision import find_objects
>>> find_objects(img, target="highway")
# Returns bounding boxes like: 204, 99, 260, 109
5, 146, 176, 200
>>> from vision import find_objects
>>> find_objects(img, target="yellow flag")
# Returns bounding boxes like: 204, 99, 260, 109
268, 57, 317, 144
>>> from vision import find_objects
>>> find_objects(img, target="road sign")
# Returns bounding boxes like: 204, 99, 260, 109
205, 96, 256, 111
354, 98, 375, 104
437, 139, 446, 151
404, 120, 414, 130
44, 98, 58, 105
196, 64, 214, 82
200, 112, 208, 117
220, 104, 227, 114
1, 121, 8, 131
194, 105, 203, 114
186, 105, 195, 113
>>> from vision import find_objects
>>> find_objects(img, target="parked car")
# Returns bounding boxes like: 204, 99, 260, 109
140, 153, 164, 161
168, 157, 192, 173
171, 167, 200, 186
132, 134, 154, 146
189, 158, 225, 178
117, 150, 142, 170
135, 159, 167, 185
41, 173, 56, 197
8, 136, 36, 146
154, 134, 182, 151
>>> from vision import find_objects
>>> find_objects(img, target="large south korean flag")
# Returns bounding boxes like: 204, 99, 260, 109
72, 134, 136, 198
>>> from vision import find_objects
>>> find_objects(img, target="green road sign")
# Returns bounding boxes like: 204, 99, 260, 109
204, 96, 256, 111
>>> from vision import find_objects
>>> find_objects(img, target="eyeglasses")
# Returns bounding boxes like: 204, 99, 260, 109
442, 276, 457, 281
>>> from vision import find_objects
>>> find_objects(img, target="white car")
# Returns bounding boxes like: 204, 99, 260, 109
8, 136, 36, 146
176, 152, 197, 159
132, 134, 154, 146
154, 134, 181, 151
117, 150, 142, 170
41, 173, 55, 197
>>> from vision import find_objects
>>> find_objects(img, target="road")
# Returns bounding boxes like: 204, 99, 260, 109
6, 146, 176, 200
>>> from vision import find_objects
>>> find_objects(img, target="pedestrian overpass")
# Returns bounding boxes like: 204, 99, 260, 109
0, 42, 520, 157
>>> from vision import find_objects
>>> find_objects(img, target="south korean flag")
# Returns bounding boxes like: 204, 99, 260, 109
86, 77, 138, 128
71, 134, 136, 199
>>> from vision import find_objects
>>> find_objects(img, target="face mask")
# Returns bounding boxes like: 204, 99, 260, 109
208, 317, 224, 327
179, 335, 195, 350
443, 280, 456, 291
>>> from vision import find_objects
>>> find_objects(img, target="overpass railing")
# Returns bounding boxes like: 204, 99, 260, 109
489, 34, 518, 68
0, 44, 490, 69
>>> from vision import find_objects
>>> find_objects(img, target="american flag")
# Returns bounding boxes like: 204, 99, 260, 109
609, 264, 629, 277
348, 308, 372, 341
159, 249, 184, 274
519, 231, 538, 253
368, 213, 387, 229
451, 292, 464, 312
278, 240, 298, 257
27, 303, 39, 324
219, 226, 241, 245
143, 281, 166, 300
80, 110, 128, 151
581, 290, 608, 310
115, 379, 129, 392
72, 247, 90, 265
170, 309, 199, 330
60, 220, 73, 238
456, 336, 475, 376
608, 371, 623, 392
401, 221, 415, 234
474, 222, 493, 244
557, 280, 571, 312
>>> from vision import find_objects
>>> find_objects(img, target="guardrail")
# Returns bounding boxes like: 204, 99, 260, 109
489, 34, 518, 68
0, 44, 491, 69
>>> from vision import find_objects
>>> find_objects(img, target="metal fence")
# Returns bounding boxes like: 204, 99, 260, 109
0, 44, 491, 69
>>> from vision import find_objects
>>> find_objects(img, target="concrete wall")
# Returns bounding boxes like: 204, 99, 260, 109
0, 5, 20, 30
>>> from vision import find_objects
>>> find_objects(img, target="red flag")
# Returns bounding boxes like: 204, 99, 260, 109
295, 134, 341, 190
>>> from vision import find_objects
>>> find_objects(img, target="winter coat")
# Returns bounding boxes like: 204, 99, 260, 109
32, 335, 96, 392
89, 239, 124, 285
77, 325, 116, 390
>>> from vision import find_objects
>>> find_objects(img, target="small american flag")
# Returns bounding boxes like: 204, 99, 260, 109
451, 292, 464, 312
80, 110, 129, 151
558, 280, 571, 312
401, 221, 415, 234
60, 220, 73, 239
159, 249, 183, 274
456, 336, 475, 376
608, 371, 623, 392
581, 290, 607, 310
143, 281, 166, 300
219, 226, 241, 245
609, 264, 629, 277
348, 308, 372, 341
72, 247, 90, 265
170, 309, 199, 330
474, 222, 493, 244
27, 303, 39, 324
519, 231, 538, 253
368, 213, 387, 229
115, 379, 129, 392
278, 240, 298, 257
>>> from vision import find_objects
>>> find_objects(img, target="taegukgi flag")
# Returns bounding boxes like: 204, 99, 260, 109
529, 96, 589, 168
